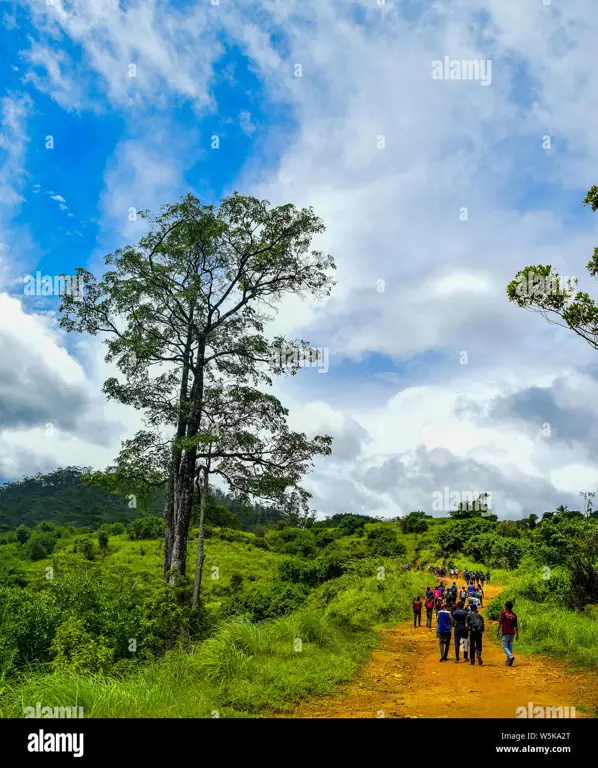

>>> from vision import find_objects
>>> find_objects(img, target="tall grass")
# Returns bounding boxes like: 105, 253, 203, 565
0, 569, 427, 718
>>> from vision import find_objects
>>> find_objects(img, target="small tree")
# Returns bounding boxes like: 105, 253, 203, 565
98, 530, 109, 555
15, 525, 30, 544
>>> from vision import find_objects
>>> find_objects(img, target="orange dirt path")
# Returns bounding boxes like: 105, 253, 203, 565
289, 581, 598, 718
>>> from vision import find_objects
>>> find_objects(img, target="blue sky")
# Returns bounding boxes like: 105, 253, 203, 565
1, 0, 598, 518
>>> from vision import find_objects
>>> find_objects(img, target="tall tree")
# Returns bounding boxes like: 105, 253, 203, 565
60, 193, 335, 581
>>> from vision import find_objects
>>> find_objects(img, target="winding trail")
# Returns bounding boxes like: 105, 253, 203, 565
290, 581, 598, 718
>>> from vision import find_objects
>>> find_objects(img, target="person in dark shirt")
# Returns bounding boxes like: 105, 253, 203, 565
497, 600, 519, 666
412, 596, 422, 628
425, 595, 435, 627
452, 601, 469, 662
465, 604, 484, 665
436, 605, 453, 661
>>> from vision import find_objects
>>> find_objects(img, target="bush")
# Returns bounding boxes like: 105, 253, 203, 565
24, 532, 57, 560
138, 586, 189, 655
15, 525, 30, 544
279, 559, 320, 587
230, 573, 243, 593
108, 522, 125, 535
74, 537, 95, 561
366, 527, 406, 557
126, 516, 165, 540
338, 516, 366, 535
98, 530, 109, 552
0, 588, 60, 675
51, 617, 114, 673
222, 583, 310, 622
314, 528, 340, 547
399, 511, 429, 534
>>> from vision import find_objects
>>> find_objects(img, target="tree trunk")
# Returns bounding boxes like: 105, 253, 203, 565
163, 462, 175, 577
192, 466, 209, 609
168, 335, 205, 581
163, 326, 193, 580
169, 451, 196, 581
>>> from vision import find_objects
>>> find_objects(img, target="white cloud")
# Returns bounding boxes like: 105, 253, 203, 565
3, 0, 598, 517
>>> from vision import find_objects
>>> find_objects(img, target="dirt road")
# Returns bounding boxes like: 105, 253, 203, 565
290, 581, 598, 718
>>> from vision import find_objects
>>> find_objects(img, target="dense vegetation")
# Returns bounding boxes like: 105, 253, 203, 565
0, 473, 596, 717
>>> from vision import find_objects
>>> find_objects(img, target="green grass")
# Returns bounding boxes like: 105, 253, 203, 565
0, 569, 428, 718
18, 530, 286, 609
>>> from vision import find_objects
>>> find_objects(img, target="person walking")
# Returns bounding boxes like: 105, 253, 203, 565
425, 595, 434, 627
486, 570, 490, 584
412, 596, 423, 628
452, 601, 469, 663
497, 600, 519, 666
466, 604, 484, 665
436, 603, 453, 661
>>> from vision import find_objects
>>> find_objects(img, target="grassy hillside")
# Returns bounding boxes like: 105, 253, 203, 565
0, 498, 597, 718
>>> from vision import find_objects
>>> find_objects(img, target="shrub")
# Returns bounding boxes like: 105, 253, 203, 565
98, 530, 109, 552
314, 528, 340, 547
338, 516, 366, 535
230, 573, 243, 593
15, 525, 30, 544
108, 522, 125, 535
126, 516, 164, 540
51, 616, 114, 673
399, 511, 429, 534
222, 583, 309, 622
138, 586, 188, 655
279, 559, 320, 587
0, 588, 60, 675
74, 537, 95, 561
24, 532, 57, 560
366, 527, 406, 557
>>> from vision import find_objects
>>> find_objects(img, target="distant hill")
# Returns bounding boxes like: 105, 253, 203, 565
0, 466, 160, 530
0, 466, 289, 532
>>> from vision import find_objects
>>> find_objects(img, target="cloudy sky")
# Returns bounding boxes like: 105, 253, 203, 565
1, 0, 598, 519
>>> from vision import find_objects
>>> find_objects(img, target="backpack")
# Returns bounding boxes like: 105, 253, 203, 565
469, 612, 484, 632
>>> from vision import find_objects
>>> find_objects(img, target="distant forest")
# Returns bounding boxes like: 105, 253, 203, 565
0, 466, 302, 532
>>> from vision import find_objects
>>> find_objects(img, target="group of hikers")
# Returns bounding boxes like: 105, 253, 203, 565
425, 566, 491, 585
411, 571, 518, 667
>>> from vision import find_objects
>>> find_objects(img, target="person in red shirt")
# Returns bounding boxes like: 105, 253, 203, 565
497, 600, 519, 666
425, 595, 435, 627
412, 596, 423, 627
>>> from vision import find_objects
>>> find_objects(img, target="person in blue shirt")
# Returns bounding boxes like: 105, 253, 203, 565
436, 605, 453, 661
